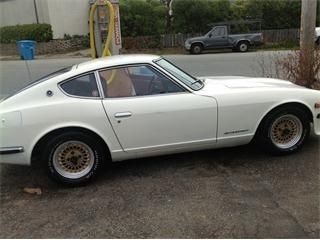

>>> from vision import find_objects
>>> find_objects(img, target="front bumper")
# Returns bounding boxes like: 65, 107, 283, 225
185, 42, 191, 50
314, 113, 320, 136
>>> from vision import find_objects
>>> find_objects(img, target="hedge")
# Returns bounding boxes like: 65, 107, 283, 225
0, 23, 53, 43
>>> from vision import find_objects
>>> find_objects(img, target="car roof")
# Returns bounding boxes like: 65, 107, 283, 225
74, 54, 160, 72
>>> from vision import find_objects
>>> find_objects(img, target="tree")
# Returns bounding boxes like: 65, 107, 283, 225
231, 0, 301, 29
172, 0, 231, 34
120, 0, 166, 37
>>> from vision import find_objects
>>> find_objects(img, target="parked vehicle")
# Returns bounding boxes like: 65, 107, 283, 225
316, 27, 320, 45
1, 55, 319, 185
185, 21, 263, 54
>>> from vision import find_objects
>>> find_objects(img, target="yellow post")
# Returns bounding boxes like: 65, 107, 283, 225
89, 0, 115, 58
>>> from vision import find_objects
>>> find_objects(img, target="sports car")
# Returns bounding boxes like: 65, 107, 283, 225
1, 54, 319, 185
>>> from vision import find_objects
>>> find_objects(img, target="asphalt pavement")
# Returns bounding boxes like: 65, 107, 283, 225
0, 51, 319, 238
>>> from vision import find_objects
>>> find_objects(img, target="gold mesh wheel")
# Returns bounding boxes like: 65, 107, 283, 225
270, 114, 303, 149
52, 141, 95, 179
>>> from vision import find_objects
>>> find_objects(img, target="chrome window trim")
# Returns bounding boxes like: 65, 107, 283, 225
94, 71, 105, 99
101, 92, 190, 101
95, 71, 106, 98
153, 58, 203, 91
58, 72, 102, 100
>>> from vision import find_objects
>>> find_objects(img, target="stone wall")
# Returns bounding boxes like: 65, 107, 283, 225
0, 38, 89, 56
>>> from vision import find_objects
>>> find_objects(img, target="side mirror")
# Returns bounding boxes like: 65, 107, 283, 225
209, 33, 212, 38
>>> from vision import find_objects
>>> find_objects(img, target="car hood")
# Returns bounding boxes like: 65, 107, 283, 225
187, 36, 205, 42
197, 76, 304, 95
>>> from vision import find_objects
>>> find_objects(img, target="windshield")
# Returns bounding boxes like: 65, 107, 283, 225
205, 28, 213, 37
155, 58, 203, 90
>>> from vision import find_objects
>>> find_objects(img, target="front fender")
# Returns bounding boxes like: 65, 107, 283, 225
190, 41, 205, 47
253, 100, 315, 137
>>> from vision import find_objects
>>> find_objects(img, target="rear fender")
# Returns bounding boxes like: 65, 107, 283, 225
234, 39, 251, 47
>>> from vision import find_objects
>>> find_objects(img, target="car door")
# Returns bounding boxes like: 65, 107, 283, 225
98, 65, 218, 155
206, 26, 228, 48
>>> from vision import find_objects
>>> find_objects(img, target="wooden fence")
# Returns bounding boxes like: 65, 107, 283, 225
122, 29, 300, 49
261, 28, 300, 43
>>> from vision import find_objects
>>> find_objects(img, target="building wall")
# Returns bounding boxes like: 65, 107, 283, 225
0, 0, 90, 39
46, 0, 89, 38
0, 0, 38, 26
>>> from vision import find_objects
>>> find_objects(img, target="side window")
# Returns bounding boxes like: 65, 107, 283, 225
60, 73, 99, 98
212, 27, 225, 37
219, 27, 226, 36
99, 65, 184, 98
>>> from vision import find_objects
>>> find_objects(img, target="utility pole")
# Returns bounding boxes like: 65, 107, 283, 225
299, 0, 317, 86
33, 0, 39, 24
166, 0, 173, 33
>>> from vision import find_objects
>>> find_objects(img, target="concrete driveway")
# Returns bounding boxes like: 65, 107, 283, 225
0, 51, 319, 238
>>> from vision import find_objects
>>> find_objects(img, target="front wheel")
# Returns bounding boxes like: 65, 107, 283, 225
259, 107, 310, 155
190, 44, 203, 54
43, 131, 104, 186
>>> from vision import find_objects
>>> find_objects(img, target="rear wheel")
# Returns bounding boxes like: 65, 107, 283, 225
259, 107, 310, 155
237, 41, 249, 52
43, 131, 104, 186
191, 44, 203, 54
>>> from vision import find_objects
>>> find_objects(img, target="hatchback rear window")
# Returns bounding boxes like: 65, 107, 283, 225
35, 67, 72, 83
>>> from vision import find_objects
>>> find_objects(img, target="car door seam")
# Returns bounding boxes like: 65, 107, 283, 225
100, 101, 126, 152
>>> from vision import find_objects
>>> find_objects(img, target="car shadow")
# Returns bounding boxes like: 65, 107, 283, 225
0, 135, 318, 193
187, 48, 259, 55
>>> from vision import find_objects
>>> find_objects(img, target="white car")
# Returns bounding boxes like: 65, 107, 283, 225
316, 27, 320, 45
1, 54, 319, 185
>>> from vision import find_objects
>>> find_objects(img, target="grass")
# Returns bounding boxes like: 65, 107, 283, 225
256, 41, 300, 51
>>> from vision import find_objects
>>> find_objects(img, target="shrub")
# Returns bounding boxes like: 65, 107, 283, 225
274, 48, 320, 89
257, 47, 320, 90
0, 23, 53, 43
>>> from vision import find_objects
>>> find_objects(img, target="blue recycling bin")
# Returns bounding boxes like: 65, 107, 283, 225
17, 40, 36, 60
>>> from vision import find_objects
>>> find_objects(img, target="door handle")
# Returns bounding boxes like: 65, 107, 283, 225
114, 112, 132, 118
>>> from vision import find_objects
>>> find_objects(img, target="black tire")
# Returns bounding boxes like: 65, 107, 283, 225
237, 41, 249, 52
43, 131, 105, 186
258, 106, 310, 155
316, 37, 320, 45
191, 43, 203, 54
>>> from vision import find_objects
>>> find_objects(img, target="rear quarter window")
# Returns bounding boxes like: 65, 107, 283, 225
60, 73, 100, 98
